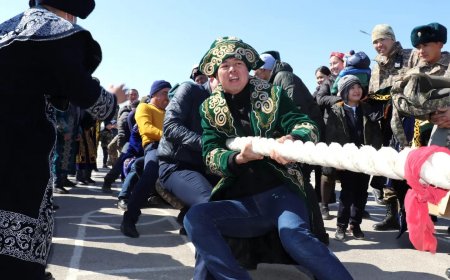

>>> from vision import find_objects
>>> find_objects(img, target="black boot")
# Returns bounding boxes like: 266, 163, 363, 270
373, 200, 400, 231
44, 271, 54, 280
120, 211, 139, 238
63, 176, 77, 187
53, 176, 69, 194
372, 188, 386, 205
320, 203, 332, 220
76, 170, 89, 185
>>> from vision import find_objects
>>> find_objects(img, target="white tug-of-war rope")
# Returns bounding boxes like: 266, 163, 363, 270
226, 137, 450, 190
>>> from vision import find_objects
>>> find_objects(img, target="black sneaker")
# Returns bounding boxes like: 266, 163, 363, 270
63, 178, 77, 187
118, 199, 128, 211
101, 185, 112, 193
350, 224, 365, 240
53, 186, 69, 194
335, 226, 346, 241
142, 194, 165, 208
120, 220, 139, 238
86, 178, 96, 184
445, 267, 450, 278
320, 205, 332, 220
179, 227, 187, 236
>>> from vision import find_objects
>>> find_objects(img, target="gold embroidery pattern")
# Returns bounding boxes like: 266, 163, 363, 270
214, 106, 229, 127
368, 94, 391, 101
268, 162, 305, 195
208, 94, 228, 126
205, 148, 228, 176
236, 47, 258, 67
293, 122, 319, 143
202, 44, 259, 76
202, 92, 236, 137
412, 119, 422, 147
250, 79, 278, 135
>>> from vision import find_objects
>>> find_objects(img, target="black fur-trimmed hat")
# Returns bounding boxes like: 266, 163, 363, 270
29, 0, 95, 19
411, 22, 447, 47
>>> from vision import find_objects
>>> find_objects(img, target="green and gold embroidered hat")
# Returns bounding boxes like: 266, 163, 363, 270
199, 36, 264, 76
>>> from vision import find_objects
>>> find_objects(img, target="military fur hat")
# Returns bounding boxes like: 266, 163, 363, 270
411, 22, 447, 47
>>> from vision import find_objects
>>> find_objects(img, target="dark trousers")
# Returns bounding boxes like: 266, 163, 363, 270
370, 175, 386, 191
101, 146, 108, 165
125, 143, 159, 222
337, 170, 370, 227
104, 152, 129, 184
0, 255, 45, 280
118, 156, 145, 199
302, 164, 321, 197
159, 161, 218, 207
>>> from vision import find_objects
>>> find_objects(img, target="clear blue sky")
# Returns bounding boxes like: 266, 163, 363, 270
2, 1, 450, 95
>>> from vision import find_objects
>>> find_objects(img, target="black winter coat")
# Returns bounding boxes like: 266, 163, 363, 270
0, 7, 116, 271
158, 82, 210, 168
325, 101, 383, 149
269, 61, 325, 138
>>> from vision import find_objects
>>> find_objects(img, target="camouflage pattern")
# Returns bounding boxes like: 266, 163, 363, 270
367, 42, 417, 146
368, 42, 416, 99
391, 52, 450, 147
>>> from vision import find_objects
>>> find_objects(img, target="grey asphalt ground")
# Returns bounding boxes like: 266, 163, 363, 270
47, 165, 450, 280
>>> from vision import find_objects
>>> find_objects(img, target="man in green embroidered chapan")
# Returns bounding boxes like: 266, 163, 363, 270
183, 37, 353, 280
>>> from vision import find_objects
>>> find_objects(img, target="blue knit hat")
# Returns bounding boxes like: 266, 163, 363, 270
149, 80, 171, 97
346, 51, 370, 69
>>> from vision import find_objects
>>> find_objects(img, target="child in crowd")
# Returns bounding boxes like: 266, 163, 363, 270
331, 51, 371, 97
325, 75, 382, 241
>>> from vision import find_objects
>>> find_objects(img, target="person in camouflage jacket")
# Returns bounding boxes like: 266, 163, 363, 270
391, 22, 450, 148
367, 24, 418, 231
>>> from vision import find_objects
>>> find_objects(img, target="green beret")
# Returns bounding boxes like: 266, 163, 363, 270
411, 22, 447, 47
199, 36, 264, 76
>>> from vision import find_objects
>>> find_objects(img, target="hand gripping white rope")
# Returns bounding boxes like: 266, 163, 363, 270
226, 137, 450, 189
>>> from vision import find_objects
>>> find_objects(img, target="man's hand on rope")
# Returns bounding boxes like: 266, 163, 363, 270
430, 107, 450, 128
235, 142, 264, 164
269, 135, 295, 165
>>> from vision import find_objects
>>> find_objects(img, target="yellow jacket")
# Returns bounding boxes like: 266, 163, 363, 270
135, 103, 165, 147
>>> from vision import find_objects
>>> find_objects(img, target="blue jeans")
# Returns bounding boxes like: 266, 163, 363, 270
184, 185, 352, 280
118, 156, 144, 199
159, 161, 216, 207
125, 143, 159, 222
